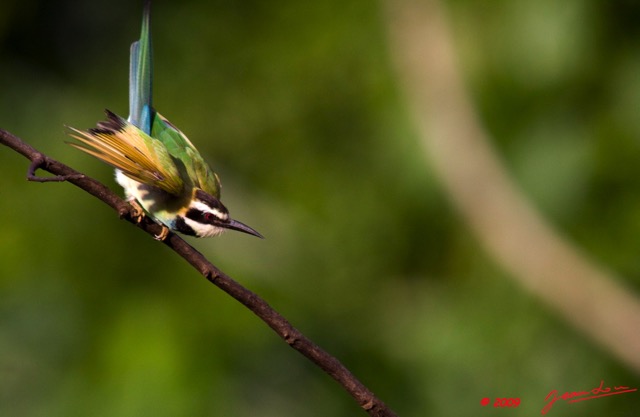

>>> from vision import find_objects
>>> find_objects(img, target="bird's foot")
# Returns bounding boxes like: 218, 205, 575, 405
154, 226, 170, 241
120, 199, 169, 240
128, 199, 146, 224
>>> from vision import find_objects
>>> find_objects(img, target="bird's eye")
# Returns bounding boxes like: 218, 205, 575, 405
203, 212, 214, 222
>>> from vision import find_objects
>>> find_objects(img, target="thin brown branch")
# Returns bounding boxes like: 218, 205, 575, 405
0, 128, 398, 417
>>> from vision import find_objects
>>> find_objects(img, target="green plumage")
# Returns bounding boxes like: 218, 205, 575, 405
151, 113, 222, 198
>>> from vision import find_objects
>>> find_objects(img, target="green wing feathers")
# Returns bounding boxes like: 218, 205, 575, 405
67, 110, 184, 195
152, 112, 222, 198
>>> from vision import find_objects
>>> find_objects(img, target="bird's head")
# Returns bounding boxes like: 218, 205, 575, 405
175, 189, 263, 238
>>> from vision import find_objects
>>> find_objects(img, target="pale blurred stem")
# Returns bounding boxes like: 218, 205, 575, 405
386, 0, 640, 373
0, 128, 398, 417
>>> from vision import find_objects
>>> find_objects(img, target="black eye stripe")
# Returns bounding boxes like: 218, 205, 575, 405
186, 208, 225, 224
186, 208, 208, 223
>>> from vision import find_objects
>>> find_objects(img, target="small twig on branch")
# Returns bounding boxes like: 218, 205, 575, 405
0, 128, 398, 417
27, 154, 85, 182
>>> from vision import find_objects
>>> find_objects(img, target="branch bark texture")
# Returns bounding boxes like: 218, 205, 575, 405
0, 128, 398, 417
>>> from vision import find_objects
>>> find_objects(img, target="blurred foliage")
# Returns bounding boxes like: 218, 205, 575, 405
1, 0, 639, 416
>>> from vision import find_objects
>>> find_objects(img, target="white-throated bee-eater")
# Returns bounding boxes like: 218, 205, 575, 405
67, 0, 262, 241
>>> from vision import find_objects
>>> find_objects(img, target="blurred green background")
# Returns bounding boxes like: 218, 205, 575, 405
1, 0, 640, 415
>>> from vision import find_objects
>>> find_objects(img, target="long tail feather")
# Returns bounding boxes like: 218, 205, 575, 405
129, 0, 153, 134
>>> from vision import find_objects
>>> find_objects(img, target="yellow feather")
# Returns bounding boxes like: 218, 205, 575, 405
66, 116, 184, 195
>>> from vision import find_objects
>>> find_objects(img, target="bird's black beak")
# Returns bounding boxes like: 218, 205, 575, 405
225, 218, 264, 238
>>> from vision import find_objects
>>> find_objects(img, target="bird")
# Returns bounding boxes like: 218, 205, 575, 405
67, 0, 262, 241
